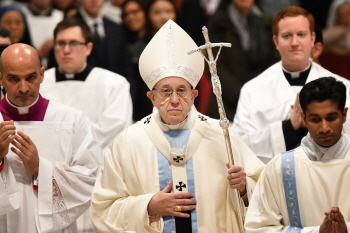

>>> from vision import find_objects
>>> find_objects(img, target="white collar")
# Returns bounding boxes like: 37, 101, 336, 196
153, 106, 196, 132
301, 133, 350, 162
6, 95, 39, 115
59, 63, 87, 79
282, 61, 311, 79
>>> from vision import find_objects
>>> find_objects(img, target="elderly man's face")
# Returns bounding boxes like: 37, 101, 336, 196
147, 77, 198, 125
54, 26, 92, 74
0, 44, 44, 107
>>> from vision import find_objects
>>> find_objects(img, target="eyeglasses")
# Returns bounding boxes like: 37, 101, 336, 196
55, 40, 87, 50
152, 87, 190, 98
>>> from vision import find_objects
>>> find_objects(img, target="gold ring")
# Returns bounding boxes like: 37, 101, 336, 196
174, 206, 181, 212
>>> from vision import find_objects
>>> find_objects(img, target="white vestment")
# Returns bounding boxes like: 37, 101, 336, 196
245, 134, 350, 232
20, 5, 63, 50
0, 100, 103, 233
233, 61, 350, 163
40, 67, 133, 152
91, 108, 265, 233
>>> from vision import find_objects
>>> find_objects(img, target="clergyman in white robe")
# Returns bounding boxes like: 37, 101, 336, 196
91, 106, 265, 232
245, 132, 350, 232
0, 94, 103, 233
233, 61, 350, 163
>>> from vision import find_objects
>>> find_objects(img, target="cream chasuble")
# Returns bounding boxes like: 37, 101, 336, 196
245, 135, 350, 233
91, 109, 265, 233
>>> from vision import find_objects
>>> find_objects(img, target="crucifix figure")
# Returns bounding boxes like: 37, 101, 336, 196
188, 26, 245, 233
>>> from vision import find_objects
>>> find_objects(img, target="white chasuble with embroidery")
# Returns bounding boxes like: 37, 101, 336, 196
245, 146, 350, 232
91, 110, 265, 233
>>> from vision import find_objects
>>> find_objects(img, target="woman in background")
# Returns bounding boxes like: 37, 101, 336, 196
0, 5, 32, 45
145, 0, 177, 40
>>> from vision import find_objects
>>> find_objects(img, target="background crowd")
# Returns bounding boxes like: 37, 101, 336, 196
0, 0, 349, 122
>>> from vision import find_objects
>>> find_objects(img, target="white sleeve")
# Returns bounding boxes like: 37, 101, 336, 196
35, 116, 103, 232
0, 157, 20, 215
245, 161, 291, 233
233, 88, 286, 164
91, 137, 161, 233
90, 78, 133, 151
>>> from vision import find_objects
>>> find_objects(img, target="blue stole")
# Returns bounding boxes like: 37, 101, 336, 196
157, 129, 198, 233
282, 150, 302, 233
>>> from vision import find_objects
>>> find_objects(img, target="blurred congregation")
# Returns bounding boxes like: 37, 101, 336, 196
1, 0, 350, 123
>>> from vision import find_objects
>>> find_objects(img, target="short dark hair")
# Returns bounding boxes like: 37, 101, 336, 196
0, 26, 11, 41
54, 17, 92, 43
300, 77, 347, 113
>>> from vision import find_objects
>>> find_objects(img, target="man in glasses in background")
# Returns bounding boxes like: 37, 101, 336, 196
39, 17, 132, 232
91, 20, 264, 233
40, 17, 132, 153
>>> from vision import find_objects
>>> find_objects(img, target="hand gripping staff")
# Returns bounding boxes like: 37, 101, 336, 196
188, 26, 245, 233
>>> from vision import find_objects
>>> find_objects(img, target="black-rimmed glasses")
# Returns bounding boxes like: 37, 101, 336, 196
55, 40, 87, 50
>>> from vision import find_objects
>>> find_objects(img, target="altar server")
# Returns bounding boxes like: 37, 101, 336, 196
245, 77, 350, 233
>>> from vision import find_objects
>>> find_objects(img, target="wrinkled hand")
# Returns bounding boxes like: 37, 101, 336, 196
0, 121, 16, 160
147, 181, 196, 218
11, 131, 39, 176
226, 162, 246, 196
320, 207, 347, 233
38, 39, 54, 58
290, 93, 306, 130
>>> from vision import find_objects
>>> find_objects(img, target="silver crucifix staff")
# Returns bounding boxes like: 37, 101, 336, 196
188, 26, 245, 233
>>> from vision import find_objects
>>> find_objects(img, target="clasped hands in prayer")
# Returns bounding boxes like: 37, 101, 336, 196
320, 207, 347, 233
147, 164, 246, 218
0, 121, 39, 176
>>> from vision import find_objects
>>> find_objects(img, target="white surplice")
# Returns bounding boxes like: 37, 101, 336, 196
20, 5, 63, 50
245, 133, 350, 232
0, 101, 103, 233
91, 107, 265, 233
233, 61, 350, 163
41, 67, 133, 152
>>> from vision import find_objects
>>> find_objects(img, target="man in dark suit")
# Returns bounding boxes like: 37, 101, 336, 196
74, 0, 132, 80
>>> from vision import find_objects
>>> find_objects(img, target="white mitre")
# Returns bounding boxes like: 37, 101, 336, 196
139, 19, 204, 90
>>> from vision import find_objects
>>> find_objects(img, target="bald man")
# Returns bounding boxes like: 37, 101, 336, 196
0, 43, 103, 233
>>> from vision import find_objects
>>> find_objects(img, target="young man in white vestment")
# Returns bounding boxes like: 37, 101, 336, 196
90, 19, 265, 233
245, 77, 350, 233
233, 6, 350, 164
0, 43, 103, 232
40, 17, 132, 153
